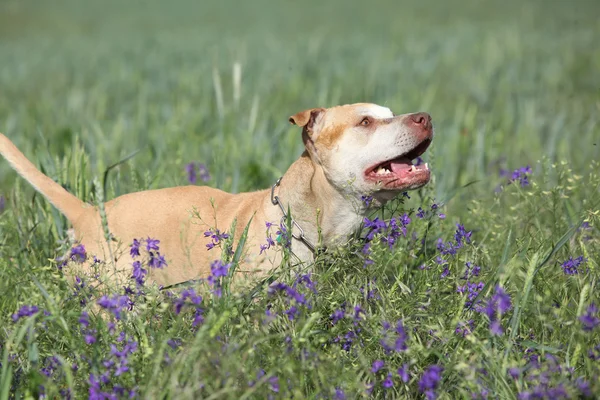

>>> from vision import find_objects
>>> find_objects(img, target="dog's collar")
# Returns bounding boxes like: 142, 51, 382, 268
270, 177, 322, 256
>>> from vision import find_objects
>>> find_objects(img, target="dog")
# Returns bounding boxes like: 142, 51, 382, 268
0, 103, 433, 287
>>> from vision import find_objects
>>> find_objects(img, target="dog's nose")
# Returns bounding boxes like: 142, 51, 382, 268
408, 112, 432, 128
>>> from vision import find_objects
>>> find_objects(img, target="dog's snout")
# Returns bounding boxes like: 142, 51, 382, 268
409, 112, 432, 127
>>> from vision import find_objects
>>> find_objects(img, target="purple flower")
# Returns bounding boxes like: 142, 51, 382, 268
145, 238, 160, 252
398, 364, 410, 383
97, 295, 130, 320
579, 303, 599, 331
186, 162, 211, 184
455, 320, 474, 337
204, 228, 230, 250
484, 285, 512, 335
507, 367, 520, 379
331, 309, 345, 324
463, 262, 481, 278
185, 162, 198, 184
402, 191, 410, 199
371, 360, 384, 373
334, 388, 346, 400
210, 260, 230, 278
70, 244, 87, 263
561, 256, 586, 275
419, 365, 443, 399
382, 373, 394, 388
12, 305, 39, 322
440, 266, 450, 278
131, 261, 147, 286
457, 281, 485, 309
149, 252, 167, 269
284, 306, 299, 320
504, 165, 532, 187
361, 195, 373, 207
268, 375, 279, 393
79, 311, 90, 328
130, 239, 141, 258
85, 334, 96, 345
416, 207, 425, 219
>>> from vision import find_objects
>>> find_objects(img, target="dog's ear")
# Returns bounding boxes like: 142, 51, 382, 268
289, 108, 325, 132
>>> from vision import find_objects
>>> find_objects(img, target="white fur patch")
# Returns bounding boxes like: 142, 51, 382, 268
356, 104, 394, 119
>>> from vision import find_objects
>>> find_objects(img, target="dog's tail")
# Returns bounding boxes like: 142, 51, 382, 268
0, 133, 87, 222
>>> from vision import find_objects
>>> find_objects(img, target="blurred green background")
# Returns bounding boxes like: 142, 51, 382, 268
1, 0, 598, 202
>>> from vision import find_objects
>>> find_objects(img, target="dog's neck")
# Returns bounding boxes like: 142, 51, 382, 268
268, 152, 366, 261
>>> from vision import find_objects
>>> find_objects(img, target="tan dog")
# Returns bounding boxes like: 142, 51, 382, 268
0, 103, 433, 287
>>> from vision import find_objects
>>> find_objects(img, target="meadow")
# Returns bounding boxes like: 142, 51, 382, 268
0, 0, 599, 398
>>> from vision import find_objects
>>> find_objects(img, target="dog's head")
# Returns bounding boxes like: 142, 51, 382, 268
290, 103, 433, 204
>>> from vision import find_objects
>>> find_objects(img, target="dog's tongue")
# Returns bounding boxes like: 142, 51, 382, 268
390, 157, 413, 174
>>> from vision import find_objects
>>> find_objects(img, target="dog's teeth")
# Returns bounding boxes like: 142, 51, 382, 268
409, 165, 416, 172
425, 163, 429, 170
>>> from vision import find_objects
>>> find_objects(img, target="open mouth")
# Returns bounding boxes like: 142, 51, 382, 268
365, 137, 432, 189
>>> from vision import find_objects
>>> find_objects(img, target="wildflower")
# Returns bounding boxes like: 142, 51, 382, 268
185, 162, 197, 184
588, 343, 600, 360
353, 305, 365, 322
371, 360, 384, 373
579, 303, 599, 331
398, 364, 410, 383
79, 311, 90, 328
414, 157, 424, 166
454, 223, 472, 246
149, 252, 167, 269
204, 228, 230, 250
331, 309, 345, 324
457, 281, 485, 309
85, 333, 96, 345
70, 244, 87, 263
334, 388, 346, 400
438, 213, 446, 219
361, 195, 373, 207
504, 165, 532, 187
440, 266, 450, 278
145, 238, 160, 252
455, 320, 474, 337
419, 365, 443, 400
561, 256, 586, 275
416, 207, 425, 218
130, 239, 141, 258
382, 373, 394, 388
276, 222, 291, 249
131, 261, 147, 286
402, 191, 410, 199
576, 377, 592, 398
12, 305, 39, 322
97, 295, 130, 320
285, 306, 299, 320
185, 162, 210, 184
463, 262, 481, 278
484, 286, 512, 335
268, 376, 279, 393
507, 367, 520, 379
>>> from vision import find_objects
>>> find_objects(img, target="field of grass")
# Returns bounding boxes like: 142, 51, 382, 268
1, 0, 599, 398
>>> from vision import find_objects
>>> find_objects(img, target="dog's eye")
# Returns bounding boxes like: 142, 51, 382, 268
360, 117, 371, 126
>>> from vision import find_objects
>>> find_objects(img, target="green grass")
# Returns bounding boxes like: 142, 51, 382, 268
1, 0, 599, 398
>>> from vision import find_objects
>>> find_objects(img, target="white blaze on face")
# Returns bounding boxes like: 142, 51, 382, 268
355, 104, 394, 119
